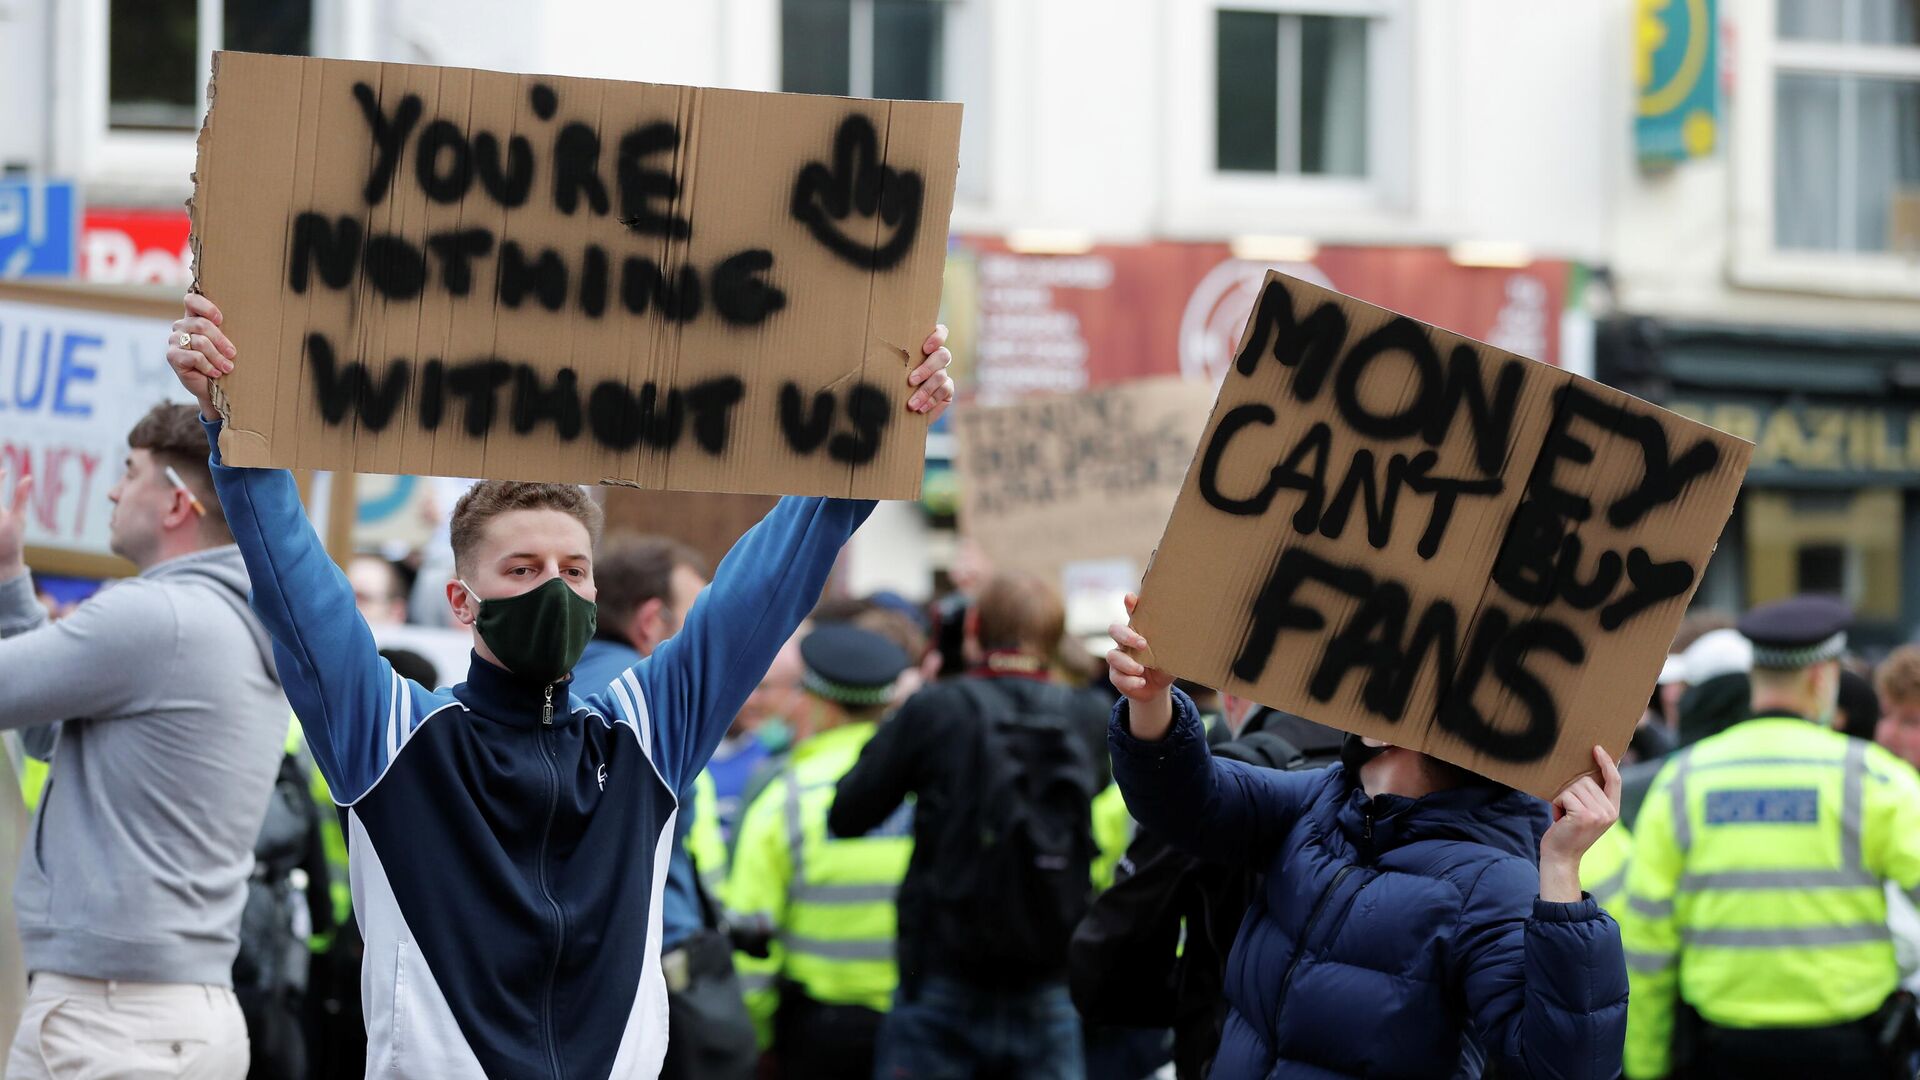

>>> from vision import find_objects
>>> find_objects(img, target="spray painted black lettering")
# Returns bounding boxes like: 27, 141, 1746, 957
364, 235, 428, 300
711, 250, 787, 326
778, 381, 892, 464
1197, 412, 1502, 555
1231, 278, 1523, 476
553, 123, 611, 216
307, 332, 760, 455
307, 333, 409, 431
446, 361, 514, 436
426, 230, 495, 297
791, 115, 925, 270
473, 133, 533, 206
1234, 545, 1579, 763
497, 242, 569, 311
289, 213, 361, 293
1433, 607, 1583, 763
588, 382, 684, 450
510, 366, 583, 439
353, 84, 423, 206
620, 257, 702, 322
1232, 276, 1350, 397
616, 123, 692, 238
1491, 385, 1704, 628
415, 120, 473, 203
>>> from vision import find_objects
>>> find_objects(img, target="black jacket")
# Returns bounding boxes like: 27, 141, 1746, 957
828, 673, 1110, 987
1069, 710, 1332, 1079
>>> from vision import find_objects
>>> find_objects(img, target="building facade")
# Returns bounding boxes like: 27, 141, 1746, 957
1600, 0, 1920, 648
9, 0, 1704, 614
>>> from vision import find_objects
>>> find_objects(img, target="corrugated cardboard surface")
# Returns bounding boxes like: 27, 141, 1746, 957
955, 376, 1215, 596
190, 52, 960, 499
1133, 272, 1752, 799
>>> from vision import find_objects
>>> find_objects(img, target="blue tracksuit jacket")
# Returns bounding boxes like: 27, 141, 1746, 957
204, 418, 872, 1079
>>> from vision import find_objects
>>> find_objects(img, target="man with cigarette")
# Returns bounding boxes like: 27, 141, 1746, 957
164, 291, 954, 1079
0, 403, 289, 1078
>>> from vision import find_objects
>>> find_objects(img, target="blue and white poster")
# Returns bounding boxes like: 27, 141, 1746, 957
0, 182, 79, 279
0, 285, 188, 562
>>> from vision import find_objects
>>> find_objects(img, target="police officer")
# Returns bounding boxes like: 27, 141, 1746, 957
726, 624, 913, 1078
1623, 596, 1920, 1079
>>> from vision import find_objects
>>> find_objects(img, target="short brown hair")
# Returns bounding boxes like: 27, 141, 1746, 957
449, 481, 604, 576
975, 571, 1066, 654
594, 535, 707, 628
128, 402, 231, 542
1877, 646, 1920, 708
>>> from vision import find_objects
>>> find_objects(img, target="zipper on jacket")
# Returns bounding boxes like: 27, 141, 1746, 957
535, 726, 567, 1080
542, 682, 556, 726
1274, 864, 1358, 1018
1362, 803, 1374, 848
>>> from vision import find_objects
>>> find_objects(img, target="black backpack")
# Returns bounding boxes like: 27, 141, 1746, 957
932, 678, 1101, 986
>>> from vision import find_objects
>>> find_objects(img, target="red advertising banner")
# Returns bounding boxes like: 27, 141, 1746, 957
80, 210, 193, 286
949, 239, 1569, 405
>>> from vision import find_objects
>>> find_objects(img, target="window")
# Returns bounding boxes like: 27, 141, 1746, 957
108, 0, 313, 131
1215, 9, 1370, 177
782, 0, 946, 101
1745, 488, 1901, 620
1772, 0, 1920, 254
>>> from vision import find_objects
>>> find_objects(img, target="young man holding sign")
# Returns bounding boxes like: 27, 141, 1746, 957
1105, 597, 1629, 1079
165, 292, 953, 1080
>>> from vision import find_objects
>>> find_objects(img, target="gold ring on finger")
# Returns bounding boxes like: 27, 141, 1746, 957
178, 332, 192, 349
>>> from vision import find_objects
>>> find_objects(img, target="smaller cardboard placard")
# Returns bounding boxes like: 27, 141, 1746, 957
1133, 272, 1752, 798
0, 282, 190, 578
955, 376, 1216, 600
190, 52, 961, 499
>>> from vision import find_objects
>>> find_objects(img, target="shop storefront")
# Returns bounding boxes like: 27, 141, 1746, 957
1599, 319, 1920, 649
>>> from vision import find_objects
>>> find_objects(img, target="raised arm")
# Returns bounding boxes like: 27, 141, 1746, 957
829, 687, 935, 838
1108, 686, 1318, 867
168, 295, 398, 801
635, 495, 874, 793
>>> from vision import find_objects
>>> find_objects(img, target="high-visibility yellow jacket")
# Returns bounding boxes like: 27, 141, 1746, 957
1090, 782, 1135, 892
686, 769, 729, 901
1621, 716, 1920, 1078
1586, 819, 1632, 914
726, 721, 912, 1049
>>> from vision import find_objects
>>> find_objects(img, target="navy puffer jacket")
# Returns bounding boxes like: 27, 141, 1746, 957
1110, 689, 1627, 1079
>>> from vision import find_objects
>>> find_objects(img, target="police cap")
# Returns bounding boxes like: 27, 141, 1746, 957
800, 623, 911, 707
1736, 595, 1851, 671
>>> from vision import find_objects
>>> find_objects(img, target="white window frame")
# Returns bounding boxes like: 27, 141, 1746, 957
54, 0, 342, 198
1160, 0, 1411, 236
1730, 0, 1920, 299
775, 0, 991, 204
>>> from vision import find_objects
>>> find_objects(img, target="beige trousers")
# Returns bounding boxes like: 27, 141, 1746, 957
4, 973, 247, 1080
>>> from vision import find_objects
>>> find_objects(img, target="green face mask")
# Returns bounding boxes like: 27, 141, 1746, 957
460, 577, 598, 686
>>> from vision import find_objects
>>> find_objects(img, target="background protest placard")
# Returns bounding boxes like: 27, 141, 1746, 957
1133, 272, 1752, 798
0, 282, 191, 577
191, 52, 961, 499
955, 376, 1214, 614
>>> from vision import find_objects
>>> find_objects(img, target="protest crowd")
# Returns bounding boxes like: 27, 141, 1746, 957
0, 282, 1917, 1080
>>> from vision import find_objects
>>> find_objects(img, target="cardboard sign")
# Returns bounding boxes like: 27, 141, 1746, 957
0, 282, 192, 577
190, 52, 961, 499
1133, 272, 1752, 798
955, 376, 1215, 601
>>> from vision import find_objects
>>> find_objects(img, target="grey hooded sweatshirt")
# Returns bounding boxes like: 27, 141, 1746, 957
0, 546, 287, 985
